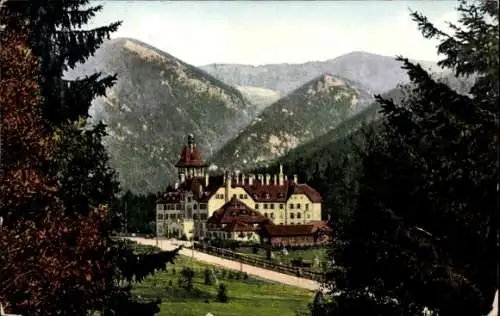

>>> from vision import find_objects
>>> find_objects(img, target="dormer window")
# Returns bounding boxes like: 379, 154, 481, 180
265, 193, 270, 199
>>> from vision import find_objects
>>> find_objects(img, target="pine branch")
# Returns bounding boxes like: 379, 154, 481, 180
55, 22, 121, 68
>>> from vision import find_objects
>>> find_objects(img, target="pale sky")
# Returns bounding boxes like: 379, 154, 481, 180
89, 1, 459, 66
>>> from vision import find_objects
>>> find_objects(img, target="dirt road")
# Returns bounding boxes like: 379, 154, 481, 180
127, 237, 321, 291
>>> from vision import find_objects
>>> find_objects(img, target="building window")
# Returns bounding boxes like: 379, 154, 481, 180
221, 194, 225, 200
244, 194, 248, 199
297, 203, 301, 209
280, 223, 284, 225
170, 213, 176, 219
193, 204, 198, 210
290, 204, 294, 209
239, 194, 244, 199
290, 213, 295, 219
279, 204, 284, 209
290, 222, 294, 225
270, 213, 275, 219
305, 204, 309, 210
255, 204, 259, 209
297, 213, 301, 219
193, 214, 198, 220
264, 213, 268, 218
233, 194, 236, 198
157, 213, 164, 220
156, 204, 164, 211
200, 204, 207, 210
307, 213, 311, 219
263, 204, 268, 209
187, 197, 192, 202
270, 204, 274, 209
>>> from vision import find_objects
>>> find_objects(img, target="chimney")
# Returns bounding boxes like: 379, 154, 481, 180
225, 171, 231, 203
265, 174, 271, 185
293, 174, 298, 183
273, 174, 277, 185
174, 182, 179, 189
235, 170, 239, 185
285, 175, 288, 182
279, 164, 284, 186
205, 173, 209, 187
249, 174, 254, 185
180, 173, 186, 183
257, 174, 263, 185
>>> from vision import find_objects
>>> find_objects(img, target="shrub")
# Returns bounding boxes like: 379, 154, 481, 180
180, 267, 195, 291
203, 268, 213, 285
216, 283, 229, 303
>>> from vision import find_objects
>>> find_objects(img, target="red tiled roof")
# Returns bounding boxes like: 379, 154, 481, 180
259, 221, 331, 237
156, 191, 183, 203
232, 179, 322, 203
175, 145, 207, 168
207, 196, 271, 226
157, 175, 225, 204
225, 220, 258, 232
292, 183, 322, 203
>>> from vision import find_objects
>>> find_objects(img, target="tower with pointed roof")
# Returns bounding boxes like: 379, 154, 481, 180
175, 134, 207, 183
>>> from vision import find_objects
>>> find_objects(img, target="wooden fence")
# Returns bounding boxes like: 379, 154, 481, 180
192, 243, 324, 282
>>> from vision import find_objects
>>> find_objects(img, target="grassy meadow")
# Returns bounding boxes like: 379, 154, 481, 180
131, 248, 314, 316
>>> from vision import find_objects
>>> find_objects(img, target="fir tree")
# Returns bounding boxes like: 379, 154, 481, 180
1, 1, 180, 314
4, 0, 120, 125
309, 291, 327, 316
326, 1, 498, 315
217, 283, 229, 303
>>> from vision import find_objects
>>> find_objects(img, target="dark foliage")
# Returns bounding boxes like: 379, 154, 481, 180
217, 283, 229, 303
325, 1, 499, 315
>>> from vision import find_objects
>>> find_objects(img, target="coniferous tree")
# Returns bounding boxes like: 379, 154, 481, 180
326, 1, 498, 315
4, 0, 120, 125
1, 1, 180, 314
217, 283, 229, 303
309, 291, 327, 316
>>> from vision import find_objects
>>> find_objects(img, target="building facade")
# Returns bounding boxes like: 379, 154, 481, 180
155, 134, 324, 241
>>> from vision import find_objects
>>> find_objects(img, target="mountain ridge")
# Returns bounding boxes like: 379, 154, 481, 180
200, 51, 442, 96
209, 73, 374, 171
65, 37, 259, 193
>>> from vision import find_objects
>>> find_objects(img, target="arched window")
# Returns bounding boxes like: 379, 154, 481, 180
297, 213, 301, 219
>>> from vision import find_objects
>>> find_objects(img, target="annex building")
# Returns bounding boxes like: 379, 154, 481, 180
155, 134, 331, 245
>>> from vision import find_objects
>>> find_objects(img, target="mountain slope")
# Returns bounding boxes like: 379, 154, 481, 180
201, 51, 441, 96
65, 38, 256, 193
235, 85, 281, 113
209, 74, 374, 170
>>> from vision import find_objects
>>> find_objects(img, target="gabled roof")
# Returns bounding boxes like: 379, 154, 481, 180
207, 196, 271, 225
225, 221, 258, 232
157, 175, 225, 204
259, 221, 332, 237
292, 183, 322, 203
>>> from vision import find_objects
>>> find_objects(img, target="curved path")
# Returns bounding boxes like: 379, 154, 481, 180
126, 237, 321, 291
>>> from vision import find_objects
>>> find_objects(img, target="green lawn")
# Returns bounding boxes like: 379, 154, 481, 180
132, 255, 314, 316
